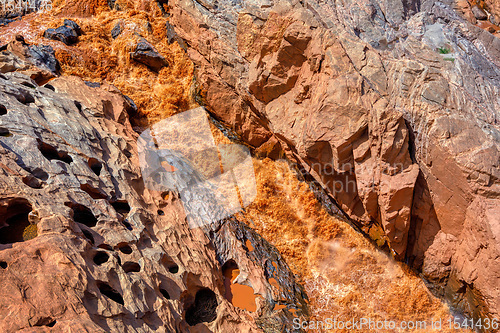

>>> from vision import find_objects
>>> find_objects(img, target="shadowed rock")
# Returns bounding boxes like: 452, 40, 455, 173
44, 26, 78, 45
43, 20, 81, 45
131, 39, 168, 72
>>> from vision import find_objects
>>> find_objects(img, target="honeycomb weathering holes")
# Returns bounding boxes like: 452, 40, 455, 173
0, 127, 11, 137
26, 167, 49, 181
65, 202, 97, 227
93, 252, 109, 265
122, 221, 133, 230
111, 201, 130, 215
160, 254, 179, 274
22, 175, 43, 189
88, 158, 102, 176
43, 84, 55, 91
122, 261, 140, 273
20, 81, 36, 89
98, 244, 112, 250
80, 184, 108, 200
38, 140, 73, 164
0, 199, 35, 244
160, 289, 170, 299
185, 288, 218, 326
34, 317, 56, 327
117, 244, 133, 254
97, 281, 124, 305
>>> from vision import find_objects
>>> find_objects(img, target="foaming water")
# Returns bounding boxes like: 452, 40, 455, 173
0, 4, 196, 128
243, 159, 473, 332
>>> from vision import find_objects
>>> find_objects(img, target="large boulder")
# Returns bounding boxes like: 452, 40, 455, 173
131, 39, 168, 72
43, 19, 82, 45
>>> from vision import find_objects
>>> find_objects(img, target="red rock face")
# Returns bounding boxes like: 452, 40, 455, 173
167, 0, 500, 320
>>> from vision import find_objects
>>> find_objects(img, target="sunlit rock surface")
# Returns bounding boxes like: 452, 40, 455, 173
164, 0, 500, 320
0, 0, 498, 329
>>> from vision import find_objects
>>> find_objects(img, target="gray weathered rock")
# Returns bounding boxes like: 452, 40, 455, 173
472, 5, 488, 20
64, 19, 83, 36
43, 26, 79, 45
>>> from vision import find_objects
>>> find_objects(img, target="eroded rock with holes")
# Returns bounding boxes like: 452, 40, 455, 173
166, 0, 500, 320
0, 43, 307, 332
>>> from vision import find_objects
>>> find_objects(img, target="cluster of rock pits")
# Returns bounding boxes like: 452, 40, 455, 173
0, 39, 308, 332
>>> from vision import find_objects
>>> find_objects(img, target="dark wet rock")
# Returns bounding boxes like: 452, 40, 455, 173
27, 45, 60, 75
43, 26, 78, 45
111, 22, 122, 39
130, 39, 168, 72
63, 19, 82, 36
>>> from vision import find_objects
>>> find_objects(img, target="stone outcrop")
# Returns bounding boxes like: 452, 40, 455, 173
0, 41, 307, 332
165, 0, 500, 319
43, 20, 82, 46
131, 39, 169, 72
0, 36, 59, 84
